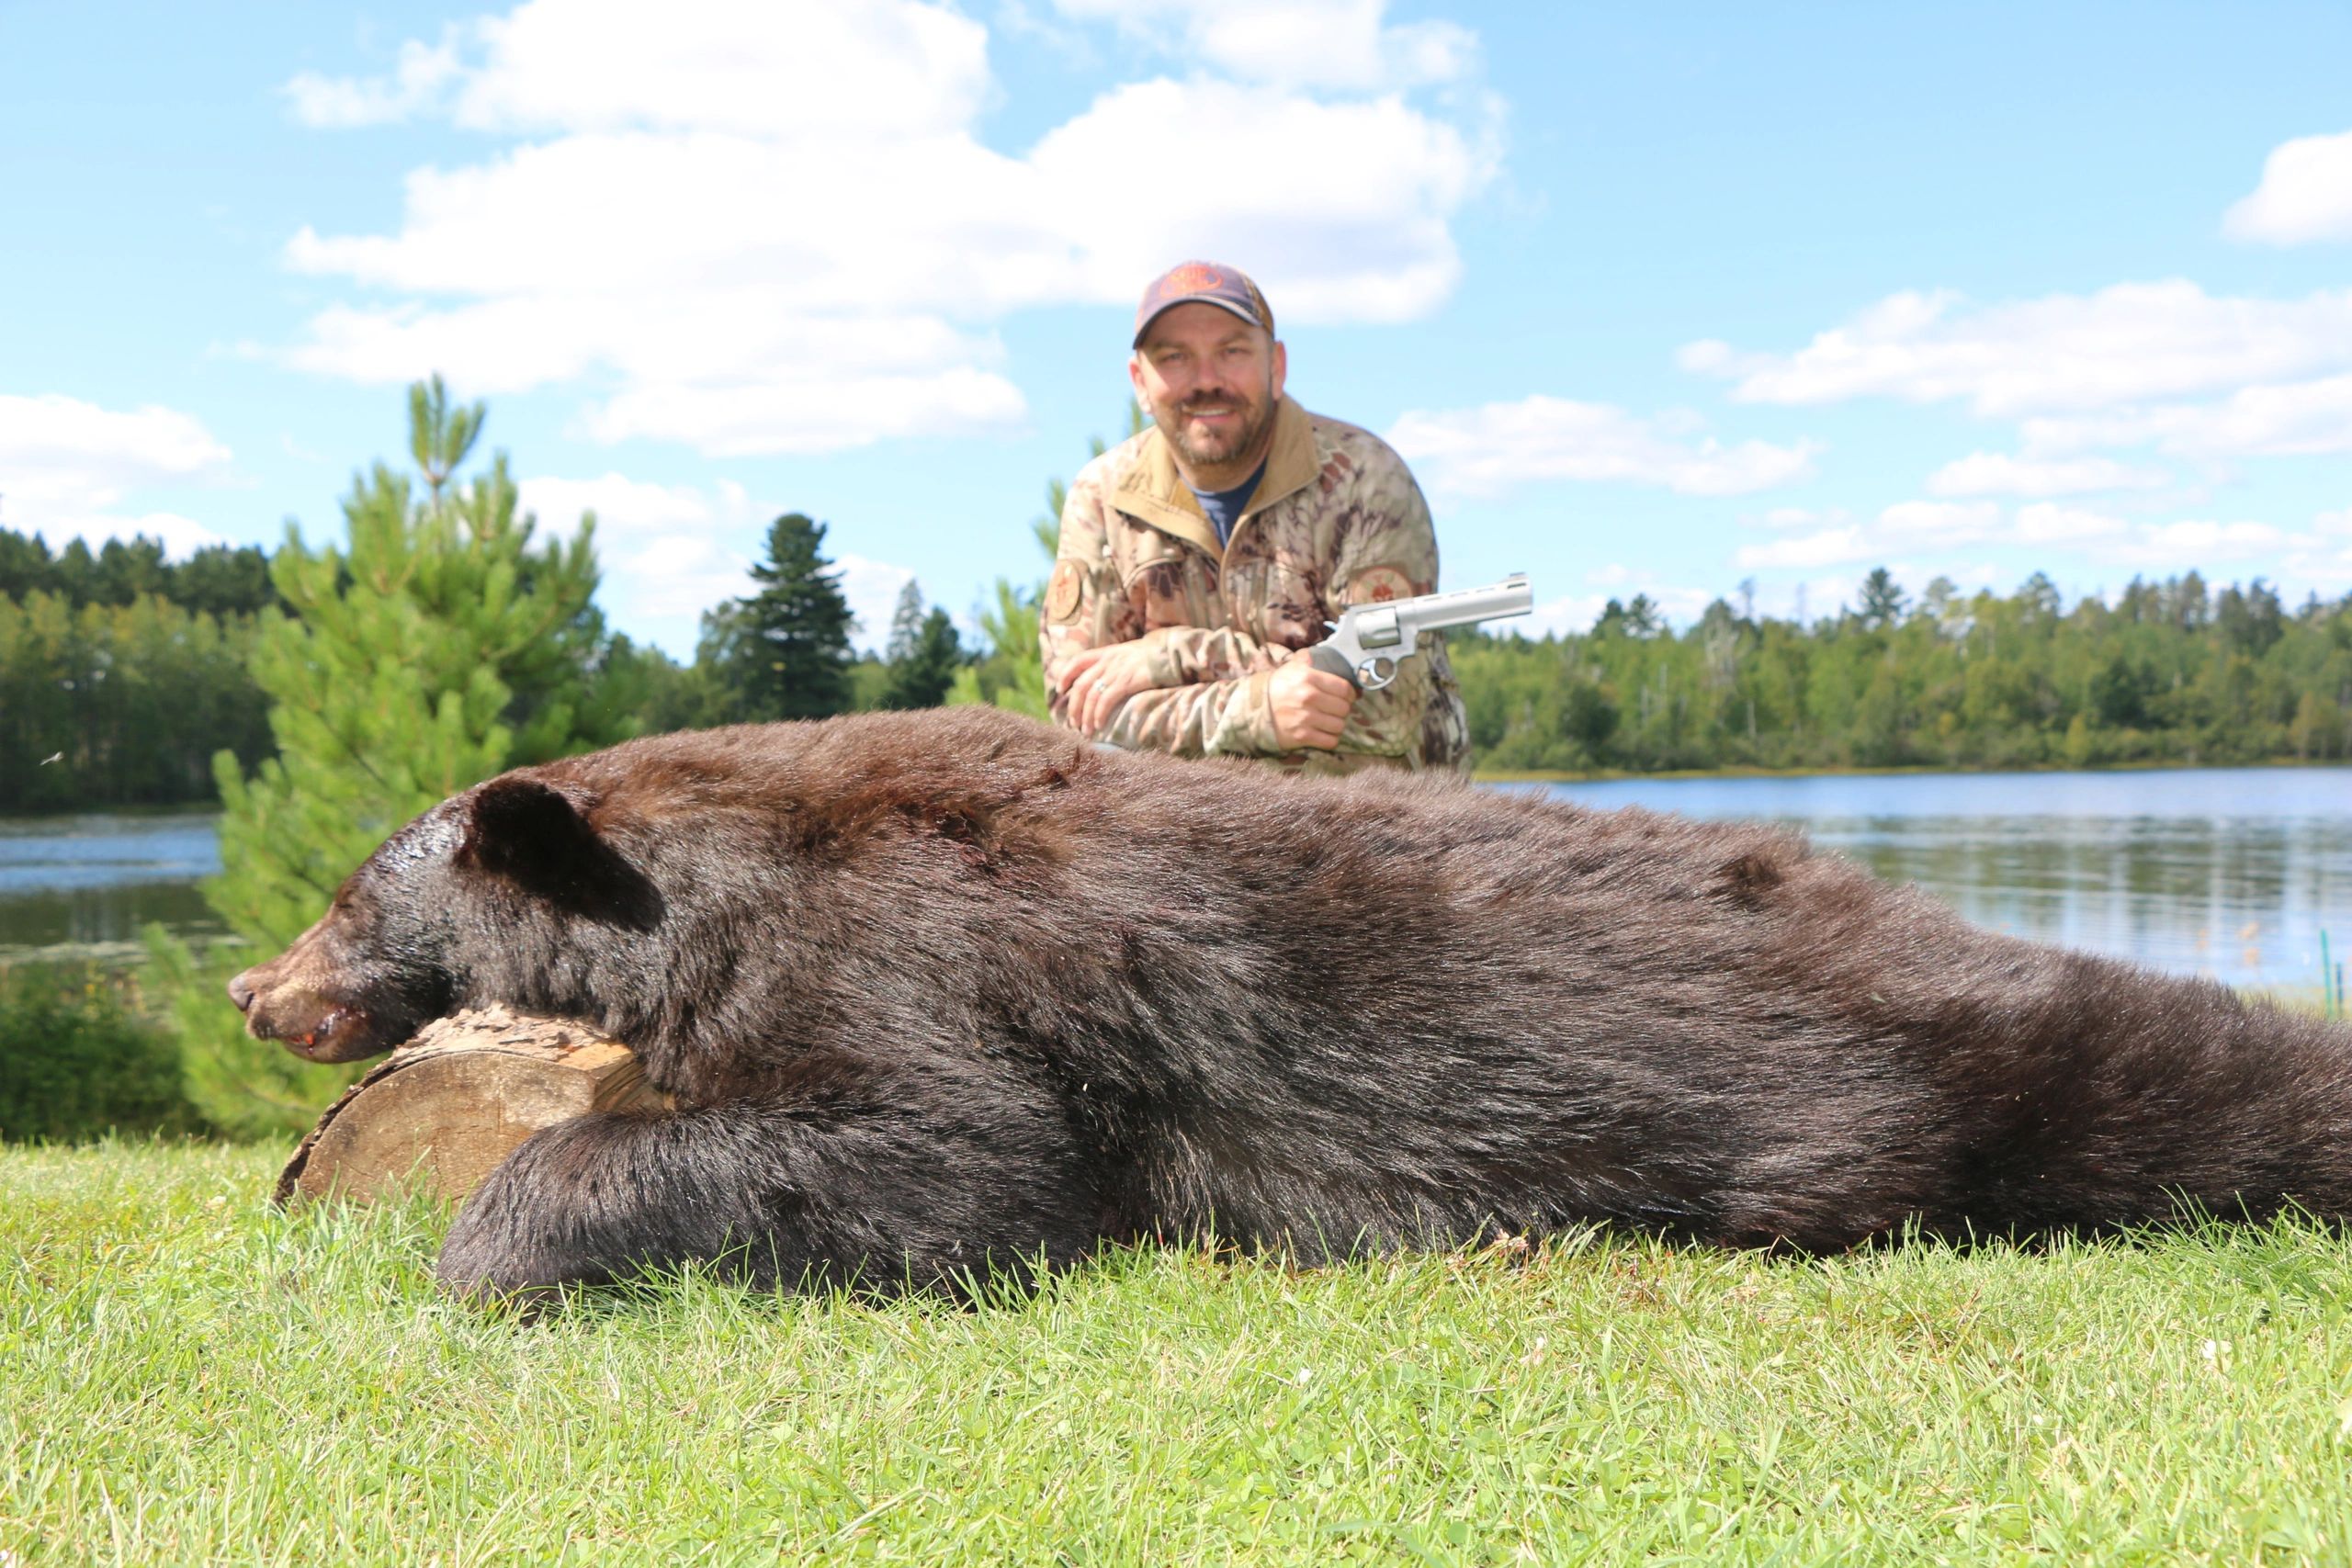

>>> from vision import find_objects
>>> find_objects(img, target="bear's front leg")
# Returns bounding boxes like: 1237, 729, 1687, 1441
435, 1051, 1100, 1303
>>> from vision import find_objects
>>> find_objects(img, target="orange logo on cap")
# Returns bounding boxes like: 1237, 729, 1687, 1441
1163, 263, 1224, 295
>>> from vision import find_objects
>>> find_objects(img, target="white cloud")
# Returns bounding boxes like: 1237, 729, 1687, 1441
1794, 573, 1863, 619
457, 0, 989, 138
517, 473, 754, 634
515, 473, 918, 653
2014, 502, 2129, 545
2224, 129, 2352, 246
584, 371, 1029, 458
1733, 526, 1871, 570
1928, 451, 2167, 498
1742, 505, 1851, 532
0, 394, 230, 482
0, 393, 233, 556
2098, 519, 2287, 570
284, 35, 463, 127
1732, 494, 2301, 579
1730, 499, 2014, 570
1876, 500, 2004, 547
1519, 592, 1609, 638
279, 0, 1498, 456
1685, 281, 2352, 417
2283, 509, 2352, 590
1050, 0, 1476, 92
1388, 396, 1820, 499
831, 553, 922, 652
2020, 372, 2352, 459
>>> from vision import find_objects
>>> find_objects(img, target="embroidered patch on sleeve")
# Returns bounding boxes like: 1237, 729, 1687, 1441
1046, 559, 1085, 622
1345, 564, 1417, 605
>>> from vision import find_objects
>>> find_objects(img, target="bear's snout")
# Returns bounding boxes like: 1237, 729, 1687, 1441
226, 942, 394, 1063
241, 985, 384, 1062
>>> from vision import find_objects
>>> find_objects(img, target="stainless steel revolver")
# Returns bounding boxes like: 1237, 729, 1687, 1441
1306, 573, 1533, 690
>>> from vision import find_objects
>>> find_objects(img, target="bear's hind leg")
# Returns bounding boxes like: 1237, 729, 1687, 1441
436, 1055, 1098, 1303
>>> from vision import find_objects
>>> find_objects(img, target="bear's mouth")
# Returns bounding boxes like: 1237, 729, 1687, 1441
269, 1004, 388, 1064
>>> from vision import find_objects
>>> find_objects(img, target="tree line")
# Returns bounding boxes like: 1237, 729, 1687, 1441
0, 519, 964, 818
1455, 567, 2352, 773
8, 436, 2351, 820
0, 559, 276, 813
0, 530, 277, 617
0, 530, 284, 812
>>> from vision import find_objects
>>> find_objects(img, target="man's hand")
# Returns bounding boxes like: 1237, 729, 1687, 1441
1269, 650, 1358, 750
1058, 641, 1164, 734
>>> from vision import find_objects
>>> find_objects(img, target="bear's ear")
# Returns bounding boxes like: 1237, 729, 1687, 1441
455, 776, 662, 928
458, 776, 598, 880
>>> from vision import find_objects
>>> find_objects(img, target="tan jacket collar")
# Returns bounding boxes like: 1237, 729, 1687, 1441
1113, 396, 1319, 559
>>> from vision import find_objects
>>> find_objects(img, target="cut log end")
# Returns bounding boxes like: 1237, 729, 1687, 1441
274, 1005, 669, 1206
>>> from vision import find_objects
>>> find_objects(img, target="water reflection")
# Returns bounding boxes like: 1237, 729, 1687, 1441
1532, 768, 2351, 990
0, 814, 225, 958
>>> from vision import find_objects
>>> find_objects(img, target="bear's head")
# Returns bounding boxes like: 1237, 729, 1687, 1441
228, 773, 657, 1063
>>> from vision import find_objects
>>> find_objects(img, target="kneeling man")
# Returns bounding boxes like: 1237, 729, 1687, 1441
1044, 261, 1469, 773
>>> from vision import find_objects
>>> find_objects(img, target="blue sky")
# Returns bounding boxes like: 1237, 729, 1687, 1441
5, 0, 2349, 655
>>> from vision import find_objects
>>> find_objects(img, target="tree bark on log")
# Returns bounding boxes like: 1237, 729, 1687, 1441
274, 1006, 670, 1206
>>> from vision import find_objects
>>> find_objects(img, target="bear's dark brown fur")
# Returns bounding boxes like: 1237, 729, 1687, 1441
229, 706, 2352, 1299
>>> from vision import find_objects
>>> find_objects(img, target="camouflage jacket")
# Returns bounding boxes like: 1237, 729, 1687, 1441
1041, 397, 1470, 773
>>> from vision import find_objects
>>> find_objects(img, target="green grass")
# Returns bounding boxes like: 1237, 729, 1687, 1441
6, 1144, 2351, 1565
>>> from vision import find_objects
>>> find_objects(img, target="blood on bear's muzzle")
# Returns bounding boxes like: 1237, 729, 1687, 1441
228, 959, 393, 1063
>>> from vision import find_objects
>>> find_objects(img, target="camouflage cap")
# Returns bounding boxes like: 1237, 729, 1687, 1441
1132, 261, 1275, 347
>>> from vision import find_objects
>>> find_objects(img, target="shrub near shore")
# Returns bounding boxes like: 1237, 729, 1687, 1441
0, 962, 193, 1141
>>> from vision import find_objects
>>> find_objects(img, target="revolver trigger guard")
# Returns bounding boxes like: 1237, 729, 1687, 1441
1357, 657, 1399, 691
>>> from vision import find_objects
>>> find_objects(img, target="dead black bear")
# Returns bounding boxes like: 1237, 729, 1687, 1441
230, 706, 2352, 1300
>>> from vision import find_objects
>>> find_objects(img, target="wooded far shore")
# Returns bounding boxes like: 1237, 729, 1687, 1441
5, 524, 2348, 815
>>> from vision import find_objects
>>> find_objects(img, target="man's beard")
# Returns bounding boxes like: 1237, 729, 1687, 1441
1160, 380, 1273, 469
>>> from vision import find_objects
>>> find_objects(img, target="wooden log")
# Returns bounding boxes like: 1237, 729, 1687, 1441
274, 1005, 671, 1206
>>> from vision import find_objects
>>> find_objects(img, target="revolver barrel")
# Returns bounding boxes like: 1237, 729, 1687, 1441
1311, 572, 1533, 691
1402, 572, 1532, 634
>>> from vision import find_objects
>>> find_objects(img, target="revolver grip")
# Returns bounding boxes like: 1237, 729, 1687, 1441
1306, 642, 1363, 691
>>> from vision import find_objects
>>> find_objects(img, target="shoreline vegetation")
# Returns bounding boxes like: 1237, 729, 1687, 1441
8, 516, 2351, 817
1476, 754, 2352, 785
1444, 570, 2351, 780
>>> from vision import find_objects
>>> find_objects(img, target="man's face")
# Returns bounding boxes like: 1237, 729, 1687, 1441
1128, 302, 1287, 477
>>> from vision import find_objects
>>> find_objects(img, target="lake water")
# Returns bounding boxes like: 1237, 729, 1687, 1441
1, 769, 2346, 988
0, 812, 225, 963
1531, 767, 2349, 991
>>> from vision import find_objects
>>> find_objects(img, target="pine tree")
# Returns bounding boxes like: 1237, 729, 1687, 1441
1859, 567, 1908, 629
883, 581, 924, 667
882, 604, 965, 710
151, 376, 630, 1136
718, 513, 854, 722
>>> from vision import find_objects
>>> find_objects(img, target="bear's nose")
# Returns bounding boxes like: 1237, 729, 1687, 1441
227, 972, 256, 1013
